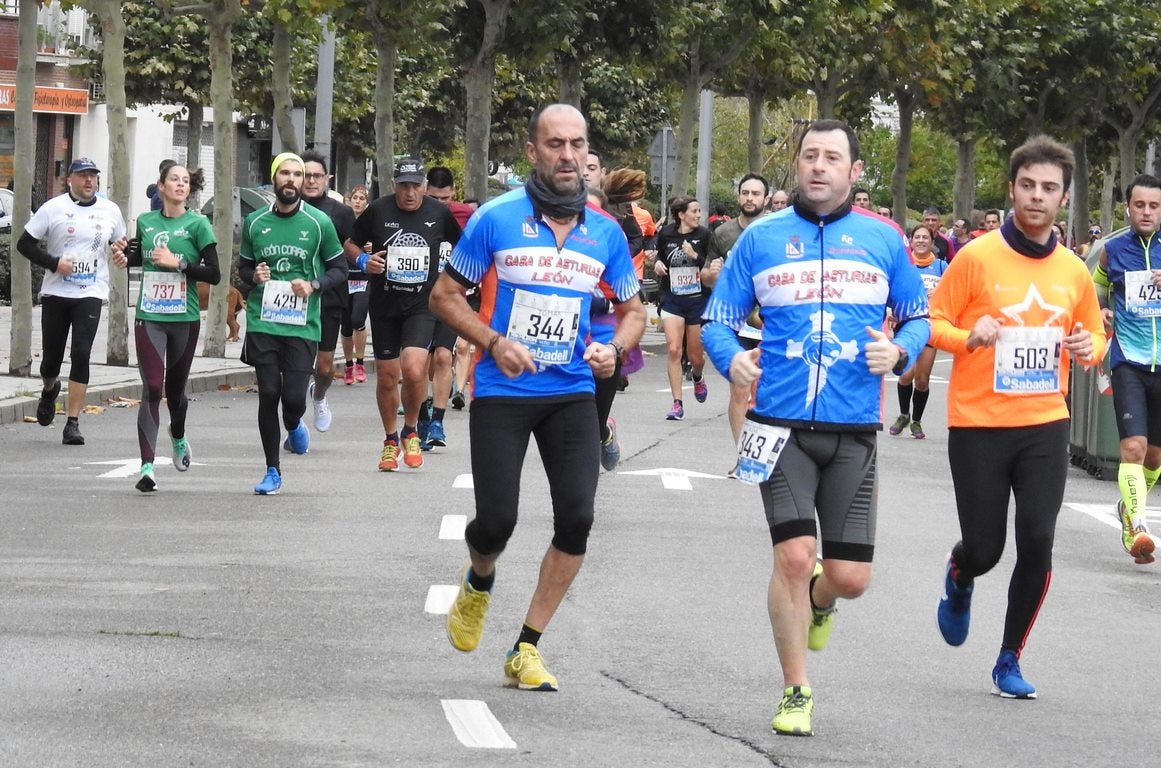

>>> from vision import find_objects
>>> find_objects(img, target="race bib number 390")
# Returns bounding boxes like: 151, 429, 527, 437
506, 289, 581, 366
260, 280, 308, 326
735, 420, 792, 485
994, 326, 1062, 395
386, 246, 429, 285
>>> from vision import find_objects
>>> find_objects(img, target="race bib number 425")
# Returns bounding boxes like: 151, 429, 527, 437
1125, 270, 1161, 317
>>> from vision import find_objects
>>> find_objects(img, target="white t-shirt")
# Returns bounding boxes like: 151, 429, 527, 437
24, 193, 127, 300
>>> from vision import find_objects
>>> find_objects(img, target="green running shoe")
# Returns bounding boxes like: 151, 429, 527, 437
771, 685, 814, 736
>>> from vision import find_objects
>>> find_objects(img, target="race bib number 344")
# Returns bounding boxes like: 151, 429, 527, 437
507, 289, 581, 366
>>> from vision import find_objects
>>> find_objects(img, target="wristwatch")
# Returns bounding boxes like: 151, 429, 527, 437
310, 278, 321, 292
177, 258, 189, 273
608, 341, 625, 359
892, 345, 909, 374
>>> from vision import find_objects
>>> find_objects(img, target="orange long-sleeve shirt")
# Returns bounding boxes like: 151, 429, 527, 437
928, 230, 1107, 428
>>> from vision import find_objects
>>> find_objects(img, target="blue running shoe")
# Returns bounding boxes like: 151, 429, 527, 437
937, 552, 972, 646
991, 650, 1036, 699
417, 397, 434, 443
600, 417, 621, 471
283, 420, 310, 455
426, 419, 447, 448
254, 466, 282, 495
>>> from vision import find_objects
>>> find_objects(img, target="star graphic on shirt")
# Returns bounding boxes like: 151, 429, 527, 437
999, 284, 1066, 327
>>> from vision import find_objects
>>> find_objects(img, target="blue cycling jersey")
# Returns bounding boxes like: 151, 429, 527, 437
702, 202, 930, 429
1105, 229, 1161, 371
446, 188, 640, 399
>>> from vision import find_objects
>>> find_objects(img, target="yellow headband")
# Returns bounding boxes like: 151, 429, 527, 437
270, 152, 305, 181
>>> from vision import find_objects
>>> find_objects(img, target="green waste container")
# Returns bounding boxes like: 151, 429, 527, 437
1069, 356, 1091, 469
1083, 350, 1120, 481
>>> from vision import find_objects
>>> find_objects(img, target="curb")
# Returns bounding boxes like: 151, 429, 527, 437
0, 369, 256, 427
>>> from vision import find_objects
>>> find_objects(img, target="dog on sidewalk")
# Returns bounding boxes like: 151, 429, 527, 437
197, 283, 245, 342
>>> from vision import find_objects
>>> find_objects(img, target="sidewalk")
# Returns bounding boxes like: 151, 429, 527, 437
0, 299, 254, 426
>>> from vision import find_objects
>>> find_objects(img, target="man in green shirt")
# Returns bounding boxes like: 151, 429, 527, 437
237, 152, 348, 495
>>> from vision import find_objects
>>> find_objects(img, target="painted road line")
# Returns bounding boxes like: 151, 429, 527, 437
453, 473, 474, 489
619, 467, 724, 490
425, 585, 459, 614
1067, 502, 1155, 530
439, 514, 467, 540
441, 699, 517, 749
86, 457, 184, 478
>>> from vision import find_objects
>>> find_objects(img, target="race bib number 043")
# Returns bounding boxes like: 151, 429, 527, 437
735, 420, 791, 485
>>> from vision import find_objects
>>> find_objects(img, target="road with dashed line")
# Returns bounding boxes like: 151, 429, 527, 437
1, 347, 1158, 767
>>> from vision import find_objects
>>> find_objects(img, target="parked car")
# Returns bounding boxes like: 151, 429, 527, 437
0, 188, 13, 233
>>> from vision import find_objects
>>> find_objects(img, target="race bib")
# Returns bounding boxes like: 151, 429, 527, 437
994, 326, 1062, 394
260, 280, 308, 326
348, 279, 369, 294
1124, 270, 1161, 317
438, 241, 453, 271
386, 246, 429, 285
141, 271, 187, 314
670, 265, 701, 296
506, 289, 581, 366
64, 251, 96, 286
735, 420, 792, 485
921, 273, 941, 296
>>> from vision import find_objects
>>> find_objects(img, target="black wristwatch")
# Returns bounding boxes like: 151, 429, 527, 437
608, 341, 625, 359
892, 345, 909, 374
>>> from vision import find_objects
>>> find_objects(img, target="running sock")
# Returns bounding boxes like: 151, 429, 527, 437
355, 358, 364, 366
912, 388, 930, 421
1145, 464, 1161, 492
897, 382, 913, 414
467, 567, 494, 593
692, 372, 703, 382
1119, 463, 1148, 522
345, 361, 354, 369
385, 431, 399, 444
808, 566, 834, 613
66, 416, 79, 425
515, 623, 543, 650
432, 407, 445, 422
674, 399, 683, 407
402, 425, 417, 437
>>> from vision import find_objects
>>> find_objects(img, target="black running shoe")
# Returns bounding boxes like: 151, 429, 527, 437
37, 381, 61, 426
62, 420, 84, 446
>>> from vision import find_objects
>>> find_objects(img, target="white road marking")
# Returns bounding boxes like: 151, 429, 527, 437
86, 457, 190, 478
424, 585, 459, 614
439, 515, 467, 540
453, 473, 474, 489
441, 699, 517, 749
619, 467, 724, 490
1066, 502, 1154, 529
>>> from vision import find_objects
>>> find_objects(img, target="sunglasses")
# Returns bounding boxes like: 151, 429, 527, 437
1089, 229, 1102, 236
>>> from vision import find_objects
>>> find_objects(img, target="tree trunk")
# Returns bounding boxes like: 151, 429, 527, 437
952, 135, 975, 226
98, 0, 130, 367
186, 102, 204, 208
671, 72, 701, 197
745, 80, 764, 175
463, 0, 510, 201
814, 70, 839, 119
8, 0, 37, 376
1071, 135, 1089, 248
271, 23, 298, 154
1119, 127, 1139, 201
557, 52, 582, 107
201, 0, 242, 359
1100, 154, 1116, 233
890, 86, 914, 228
368, 11, 396, 194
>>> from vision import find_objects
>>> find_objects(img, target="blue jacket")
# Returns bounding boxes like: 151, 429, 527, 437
1105, 228, 1161, 371
702, 202, 930, 430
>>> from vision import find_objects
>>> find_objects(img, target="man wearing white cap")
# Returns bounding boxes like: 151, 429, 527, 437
237, 152, 348, 495
18, 157, 129, 446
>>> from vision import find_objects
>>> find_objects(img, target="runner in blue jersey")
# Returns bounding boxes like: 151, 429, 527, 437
431, 104, 645, 693
701, 119, 930, 737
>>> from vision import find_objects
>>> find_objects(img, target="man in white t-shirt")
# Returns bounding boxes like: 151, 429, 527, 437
17, 158, 128, 445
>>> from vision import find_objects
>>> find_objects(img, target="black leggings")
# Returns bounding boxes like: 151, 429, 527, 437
254, 364, 311, 469
40, 295, 103, 384
135, 319, 200, 463
947, 420, 1069, 655
467, 397, 599, 556
594, 359, 622, 440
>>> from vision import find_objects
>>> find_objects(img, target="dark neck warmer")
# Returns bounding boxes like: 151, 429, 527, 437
791, 198, 852, 225
525, 171, 587, 222
1000, 218, 1056, 259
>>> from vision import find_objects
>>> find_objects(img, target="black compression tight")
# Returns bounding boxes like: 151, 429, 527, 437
135, 319, 200, 463
254, 364, 311, 469
947, 420, 1069, 655
594, 359, 622, 441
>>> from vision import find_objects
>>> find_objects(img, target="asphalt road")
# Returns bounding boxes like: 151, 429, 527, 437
1, 350, 1157, 767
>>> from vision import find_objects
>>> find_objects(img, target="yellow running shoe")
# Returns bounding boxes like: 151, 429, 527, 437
402, 433, 424, 469
1118, 500, 1156, 564
378, 439, 399, 472
503, 642, 559, 691
807, 559, 836, 651
446, 566, 491, 652
771, 685, 814, 736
